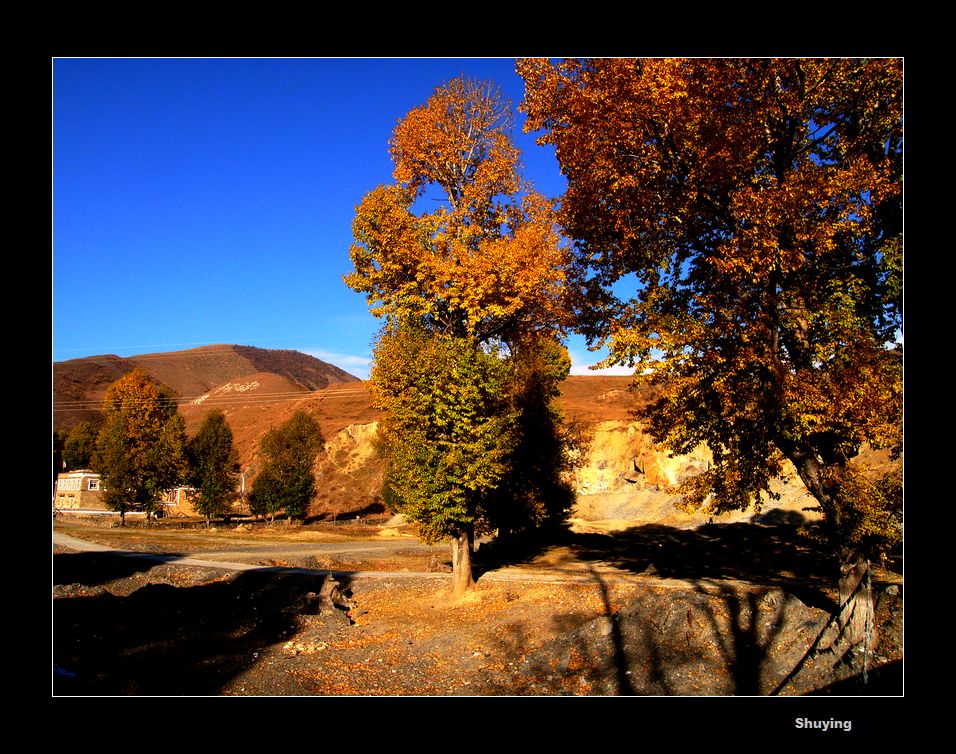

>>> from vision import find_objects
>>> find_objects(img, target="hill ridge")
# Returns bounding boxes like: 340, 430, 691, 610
53, 344, 359, 432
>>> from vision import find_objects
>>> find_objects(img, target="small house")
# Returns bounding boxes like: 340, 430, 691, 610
163, 486, 201, 517
54, 474, 214, 519
54, 470, 108, 512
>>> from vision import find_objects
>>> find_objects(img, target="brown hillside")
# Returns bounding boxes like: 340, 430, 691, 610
232, 346, 358, 391
177, 378, 383, 519
179, 378, 380, 474
128, 344, 357, 398
226, 374, 886, 528
557, 375, 641, 425
173, 376, 645, 520
52, 345, 359, 433
127, 345, 266, 399
202, 376, 631, 475
51, 354, 139, 430
56, 367, 871, 528
248, 382, 384, 519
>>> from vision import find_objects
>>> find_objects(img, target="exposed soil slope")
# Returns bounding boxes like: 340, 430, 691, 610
179, 380, 384, 518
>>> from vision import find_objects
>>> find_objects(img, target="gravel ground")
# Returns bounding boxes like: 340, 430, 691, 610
52, 519, 902, 698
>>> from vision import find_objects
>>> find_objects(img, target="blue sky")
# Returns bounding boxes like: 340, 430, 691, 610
52, 57, 632, 380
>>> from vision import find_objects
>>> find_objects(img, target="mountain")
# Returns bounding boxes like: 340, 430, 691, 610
52, 344, 359, 432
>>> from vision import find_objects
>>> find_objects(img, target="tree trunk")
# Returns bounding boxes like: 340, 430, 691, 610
780, 440, 876, 652
834, 552, 875, 651
450, 528, 475, 598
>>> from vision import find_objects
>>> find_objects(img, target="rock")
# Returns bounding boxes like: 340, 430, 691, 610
557, 647, 573, 673
292, 575, 356, 620
283, 639, 329, 656
318, 574, 357, 612
885, 584, 900, 596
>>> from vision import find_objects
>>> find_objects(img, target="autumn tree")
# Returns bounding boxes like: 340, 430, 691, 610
519, 58, 903, 647
187, 409, 240, 526
250, 410, 323, 523
345, 77, 572, 596
373, 323, 518, 592
94, 369, 188, 525
62, 421, 99, 471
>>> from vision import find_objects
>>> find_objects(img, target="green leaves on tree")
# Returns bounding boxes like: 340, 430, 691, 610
250, 410, 324, 522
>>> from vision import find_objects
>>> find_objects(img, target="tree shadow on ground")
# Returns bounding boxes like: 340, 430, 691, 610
54, 551, 171, 588
588, 565, 636, 694
472, 526, 571, 579
53, 553, 352, 695
475, 520, 904, 696
476, 566, 801, 695
570, 571, 800, 695
476, 520, 840, 612
475, 565, 640, 695
808, 659, 903, 695
687, 579, 794, 695
308, 500, 387, 524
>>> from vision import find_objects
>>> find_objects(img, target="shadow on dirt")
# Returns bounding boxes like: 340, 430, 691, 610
478, 563, 885, 696
477, 565, 806, 695
54, 551, 172, 588
808, 659, 903, 695
472, 520, 907, 696
307, 500, 387, 524
472, 528, 560, 579
54, 553, 354, 695
688, 579, 795, 695
476, 520, 840, 611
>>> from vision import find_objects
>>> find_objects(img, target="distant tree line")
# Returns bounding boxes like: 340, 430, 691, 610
53, 369, 324, 526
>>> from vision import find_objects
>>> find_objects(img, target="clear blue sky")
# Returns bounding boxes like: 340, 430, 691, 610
53, 57, 632, 380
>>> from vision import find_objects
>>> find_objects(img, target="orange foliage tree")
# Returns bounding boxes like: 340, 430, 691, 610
346, 77, 568, 343
346, 77, 573, 595
519, 58, 902, 646
94, 369, 188, 526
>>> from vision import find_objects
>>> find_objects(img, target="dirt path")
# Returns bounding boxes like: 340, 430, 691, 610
52, 529, 454, 578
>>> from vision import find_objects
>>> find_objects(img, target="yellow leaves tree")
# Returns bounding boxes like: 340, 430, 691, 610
345, 76, 570, 345
94, 369, 187, 526
520, 58, 902, 647
346, 77, 573, 595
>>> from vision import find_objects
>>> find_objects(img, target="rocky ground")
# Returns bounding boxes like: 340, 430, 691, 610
52, 516, 902, 699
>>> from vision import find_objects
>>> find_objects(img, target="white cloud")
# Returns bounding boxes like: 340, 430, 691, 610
305, 350, 372, 380
568, 350, 635, 376
307, 345, 645, 382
